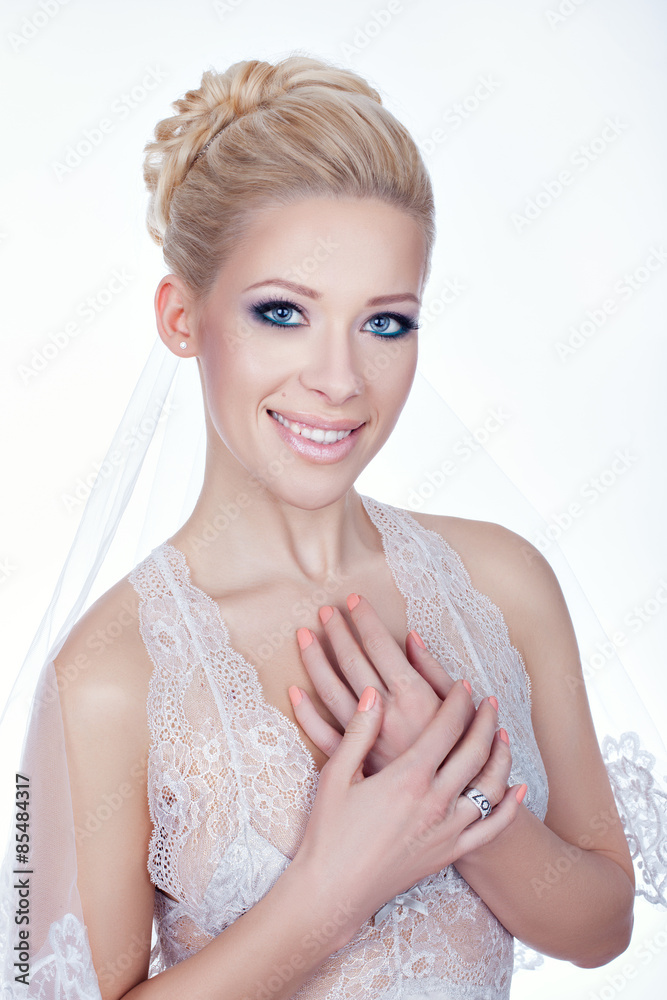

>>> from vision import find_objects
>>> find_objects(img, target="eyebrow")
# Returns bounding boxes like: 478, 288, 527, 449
243, 278, 420, 307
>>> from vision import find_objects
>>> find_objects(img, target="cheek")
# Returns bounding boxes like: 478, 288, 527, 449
200, 333, 287, 446
199, 339, 246, 441
366, 340, 417, 404
201, 328, 257, 401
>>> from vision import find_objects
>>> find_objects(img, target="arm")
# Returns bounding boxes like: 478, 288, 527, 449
122, 860, 359, 1000
125, 680, 522, 1000
55, 584, 155, 999
423, 517, 635, 967
61, 580, 523, 1000
288, 515, 635, 968
57, 583, 362, 1000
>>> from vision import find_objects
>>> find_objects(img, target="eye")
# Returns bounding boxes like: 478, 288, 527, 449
250, 298, 419, 338
252, 298, 305, 328
363, 312, 420, 339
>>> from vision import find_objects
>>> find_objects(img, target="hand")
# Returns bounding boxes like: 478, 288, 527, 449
290, 594, 472, 775
292, 681, 523, 936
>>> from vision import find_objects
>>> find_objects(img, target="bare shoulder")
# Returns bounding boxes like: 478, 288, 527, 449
407, 509, 577, 683
407, 510, 634, 883
53, 572, 153, 747
53, 575, 157, 995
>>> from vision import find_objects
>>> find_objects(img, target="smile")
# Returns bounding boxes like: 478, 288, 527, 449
266, 408, 365, 464
268, 410, 357, 444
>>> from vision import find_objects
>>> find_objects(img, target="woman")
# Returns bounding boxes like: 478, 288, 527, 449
0, 54, 644, 999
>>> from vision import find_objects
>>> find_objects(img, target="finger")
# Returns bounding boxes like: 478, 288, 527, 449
405, 630, 455, 701
405, 644, 454, 701
297, 626, 358, 725
448, 728, 512, 828
462, 728, 513, 810
288, 685, 344, 759
436, 678, 476, 739
435, 696, 499, 800
343, 594, 428, 694
399, 678, 473, 776
323, 686, 383, 786
316, 606, 384, 700
455, 784, 526, 856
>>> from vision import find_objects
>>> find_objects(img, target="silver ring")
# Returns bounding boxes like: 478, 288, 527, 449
463, 787, 492, 820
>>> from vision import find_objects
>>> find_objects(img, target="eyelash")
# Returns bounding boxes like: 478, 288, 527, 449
250, 297, 420, 339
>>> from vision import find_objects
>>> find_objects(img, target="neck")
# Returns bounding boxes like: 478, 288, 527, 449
170, 436, 380, 595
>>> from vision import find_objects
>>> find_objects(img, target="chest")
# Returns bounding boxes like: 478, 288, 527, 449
211, 556, 410, 773
140, 513, 550, 913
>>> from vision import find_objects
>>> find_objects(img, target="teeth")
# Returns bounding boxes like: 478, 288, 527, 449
270, 411, 354, 444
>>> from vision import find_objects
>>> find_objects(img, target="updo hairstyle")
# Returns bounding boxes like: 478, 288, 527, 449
143, 54, 435, 302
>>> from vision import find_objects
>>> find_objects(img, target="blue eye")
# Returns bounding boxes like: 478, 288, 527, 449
252, 298, 304, 327
363, 313, 420, 339
250, 297, 419, 338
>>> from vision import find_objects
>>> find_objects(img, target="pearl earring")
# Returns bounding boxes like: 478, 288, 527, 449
179, 341, 187, 350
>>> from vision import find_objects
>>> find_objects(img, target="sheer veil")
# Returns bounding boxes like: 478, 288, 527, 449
2, 12, 667, 999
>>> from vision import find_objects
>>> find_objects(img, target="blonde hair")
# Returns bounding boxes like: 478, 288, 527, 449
143, 54, 435, 300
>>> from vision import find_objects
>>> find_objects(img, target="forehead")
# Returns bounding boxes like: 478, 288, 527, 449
214, 196, 427, 298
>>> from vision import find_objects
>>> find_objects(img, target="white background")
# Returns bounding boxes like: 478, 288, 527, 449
1, 0, 666, 996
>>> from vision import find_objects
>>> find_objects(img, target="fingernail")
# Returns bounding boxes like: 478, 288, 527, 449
488, 695, 498, 712
296, 627, 313, 650
358, 686, 376, 711
288, 685, 303, 707
462, 679, 472, 695
409, 628, 426, 649
499, 728, 510, 745
319, 606, 333, 625
516, 783, 527, 804
347, 593, 361, 611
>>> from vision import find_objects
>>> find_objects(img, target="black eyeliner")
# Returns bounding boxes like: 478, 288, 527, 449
251, 297, 304, 327
250, 296, 419, 338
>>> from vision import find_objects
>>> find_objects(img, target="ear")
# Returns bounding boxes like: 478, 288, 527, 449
154, 274, 199, 357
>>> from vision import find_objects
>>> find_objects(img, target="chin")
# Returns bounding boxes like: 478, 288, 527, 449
267, 479, 358, 512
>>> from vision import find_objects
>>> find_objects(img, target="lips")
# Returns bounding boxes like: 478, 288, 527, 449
267, 409, 365, 433
267, 408, 366, 463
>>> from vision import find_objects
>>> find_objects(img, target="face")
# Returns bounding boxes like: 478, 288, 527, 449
188, 195, 426, 510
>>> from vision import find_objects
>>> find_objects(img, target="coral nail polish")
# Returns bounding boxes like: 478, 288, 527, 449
488, 695, 499, 712
516, 783, 528, 804
499, 728, 510, 745
409, 629, 426, 649
296, 627, 313, 650
462, 679, 472, 695
288, 685, 303, 707
319, 606, 333, 625
358, 686, 376, 711
347, 593, 361, 611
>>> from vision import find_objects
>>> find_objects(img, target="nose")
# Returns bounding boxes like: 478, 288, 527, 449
298, 327, 365, 406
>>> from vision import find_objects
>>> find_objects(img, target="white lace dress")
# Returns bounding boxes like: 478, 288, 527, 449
127, 494, 549, 999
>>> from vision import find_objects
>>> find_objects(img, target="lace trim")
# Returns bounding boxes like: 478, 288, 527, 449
387, 499, 534, 703
13, 913, 102, 1000
358, 496, 548, 822
513, 940, 545, 973
603, 731, 667, 907
127, 492, 551, 996
158, 541, 320, 782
